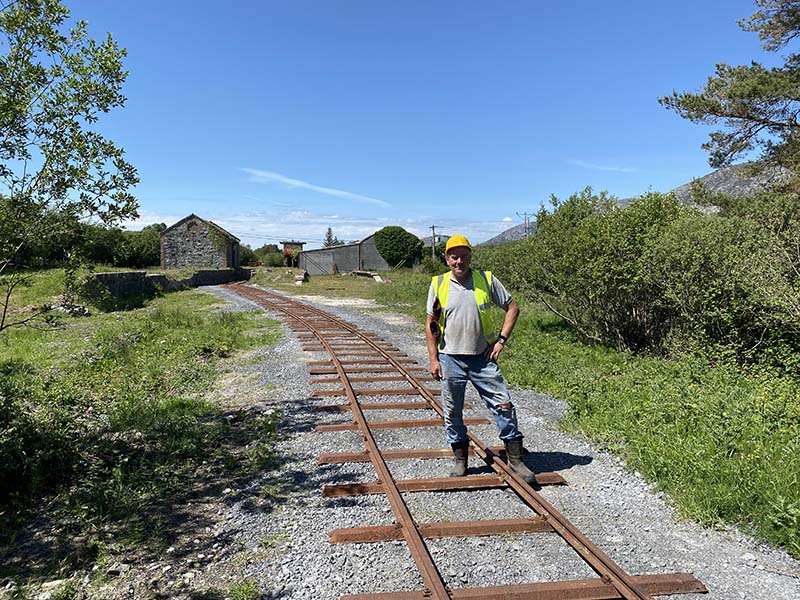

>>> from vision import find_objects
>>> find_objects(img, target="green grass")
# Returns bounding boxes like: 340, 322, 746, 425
0, 275, 283, 577
1, 268, 67, 311
253, 268, 800, 557
251, 267, 432, 320
501, 306, 799, 555
226, 578, 261, 600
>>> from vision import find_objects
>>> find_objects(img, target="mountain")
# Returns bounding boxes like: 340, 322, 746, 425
669, 163, 791, 205
481, 223, 533, 246
479, 163, 792, 246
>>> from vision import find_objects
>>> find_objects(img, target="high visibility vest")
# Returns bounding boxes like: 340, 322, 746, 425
432, 270, 497, 350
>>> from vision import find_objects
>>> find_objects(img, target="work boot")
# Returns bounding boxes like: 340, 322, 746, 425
504, 439, 536, 484
448, 440, 469, 477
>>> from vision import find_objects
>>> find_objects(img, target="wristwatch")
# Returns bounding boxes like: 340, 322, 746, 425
497, 335, 508, 345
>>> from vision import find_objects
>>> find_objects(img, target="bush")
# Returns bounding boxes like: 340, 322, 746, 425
240, 244, 258, 266
482, 187, 800, 369
261, 252, 284, 267
419, 254, 446, 274
374, 226, 423, 267
643, 214, 797, 362
514, 189, 685, 351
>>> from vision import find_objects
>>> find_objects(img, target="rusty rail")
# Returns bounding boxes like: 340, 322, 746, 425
224, 283, 707, 600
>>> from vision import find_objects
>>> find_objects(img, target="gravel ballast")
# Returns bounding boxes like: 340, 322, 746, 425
186, 285, 800, 599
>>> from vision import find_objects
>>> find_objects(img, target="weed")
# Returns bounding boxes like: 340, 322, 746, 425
49, 579, 77, 600
226, 578, 260, 600
246, 412, 281, 471
258, 531, 288, 549
259, 484, 283, 500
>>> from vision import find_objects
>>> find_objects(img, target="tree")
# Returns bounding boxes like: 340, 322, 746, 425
253, 243, 279, 256
660, 0, 800, 173
122, 223, 164, 267
240, 244, 259, 266
323, 226, 343, 247
0, 0, 138, 331
373, 226, 423, 268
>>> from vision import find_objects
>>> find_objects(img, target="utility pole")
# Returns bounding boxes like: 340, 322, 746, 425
430, 224, 437, 258
516, 212, 534, 237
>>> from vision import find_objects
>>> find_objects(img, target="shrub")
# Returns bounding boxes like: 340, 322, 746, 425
240, 244, 258, 266
419, 255, 446, 274
374, 226, 423, 267
485, 187, 800, 368
261, 252, 284, 267
517, 189, 687, 351
643, 213, 798, 362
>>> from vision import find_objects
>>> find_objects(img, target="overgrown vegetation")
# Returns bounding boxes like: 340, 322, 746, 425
0, 279, 282, 573
470, 184, 799, 556
374, 226, 424, 268
474, 188, 800, 371
497, 308, 799, 556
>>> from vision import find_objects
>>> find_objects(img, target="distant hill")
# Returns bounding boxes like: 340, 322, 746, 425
481, 223, 533, 245
480, 163, 792, 246
669, 163, 791, 205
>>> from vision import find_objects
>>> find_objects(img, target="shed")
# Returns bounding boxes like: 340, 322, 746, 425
298, 234, 390, 275
160, 214, 240, 269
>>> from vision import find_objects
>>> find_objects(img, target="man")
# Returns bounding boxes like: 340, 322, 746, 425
425, 234, 535, 483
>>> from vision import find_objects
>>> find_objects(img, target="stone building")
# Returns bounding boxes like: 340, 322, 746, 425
298, 234, 390, 275
160, 214, 240, 269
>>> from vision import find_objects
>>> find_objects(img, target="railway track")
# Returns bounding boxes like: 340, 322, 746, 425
225, 283, 708, 600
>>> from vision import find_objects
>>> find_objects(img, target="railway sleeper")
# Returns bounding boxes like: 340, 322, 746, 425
329, 517, 553, 543
322, 473, 565, 497
339, 573, 707, 599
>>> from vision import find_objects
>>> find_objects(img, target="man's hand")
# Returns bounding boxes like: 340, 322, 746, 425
484, 341, 505, 362
429, 358, 442, 380
425, 312, 443, 379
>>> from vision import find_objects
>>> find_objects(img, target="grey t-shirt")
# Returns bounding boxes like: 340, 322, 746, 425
426, 270, 512, 355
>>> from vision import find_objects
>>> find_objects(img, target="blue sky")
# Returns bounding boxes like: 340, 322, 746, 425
76, 0, 775, 249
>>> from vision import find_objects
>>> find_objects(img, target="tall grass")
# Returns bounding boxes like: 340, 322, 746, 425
501, 304, 800, 556
0, 283, 282, 557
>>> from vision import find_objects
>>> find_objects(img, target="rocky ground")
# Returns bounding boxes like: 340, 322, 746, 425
17, 284, 800, 600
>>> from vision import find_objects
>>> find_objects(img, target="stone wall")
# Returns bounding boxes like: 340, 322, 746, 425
92, 269, 251, 299
161, 216, 239, 269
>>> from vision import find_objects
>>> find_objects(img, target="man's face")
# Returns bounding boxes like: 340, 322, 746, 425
446, 247, 471, 278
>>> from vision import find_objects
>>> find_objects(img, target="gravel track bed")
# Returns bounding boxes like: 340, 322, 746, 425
206, 284, 800, 600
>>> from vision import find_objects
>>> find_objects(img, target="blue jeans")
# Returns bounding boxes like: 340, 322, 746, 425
440, 353, 523, 444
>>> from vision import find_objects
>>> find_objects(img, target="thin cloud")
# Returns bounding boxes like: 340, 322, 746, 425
123, 207, 520, 250
240, 168, 391, 208
242, 194, 294, 208
569, 159, 638, 173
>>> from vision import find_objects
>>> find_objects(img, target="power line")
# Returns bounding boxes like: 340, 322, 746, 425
516, 212, 534, 237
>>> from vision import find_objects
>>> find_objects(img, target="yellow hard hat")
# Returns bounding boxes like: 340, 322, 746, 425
445, 234, 472, 253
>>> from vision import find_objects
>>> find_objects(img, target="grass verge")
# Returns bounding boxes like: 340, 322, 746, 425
502, 308, 799, 556
0, 278, 283, 580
